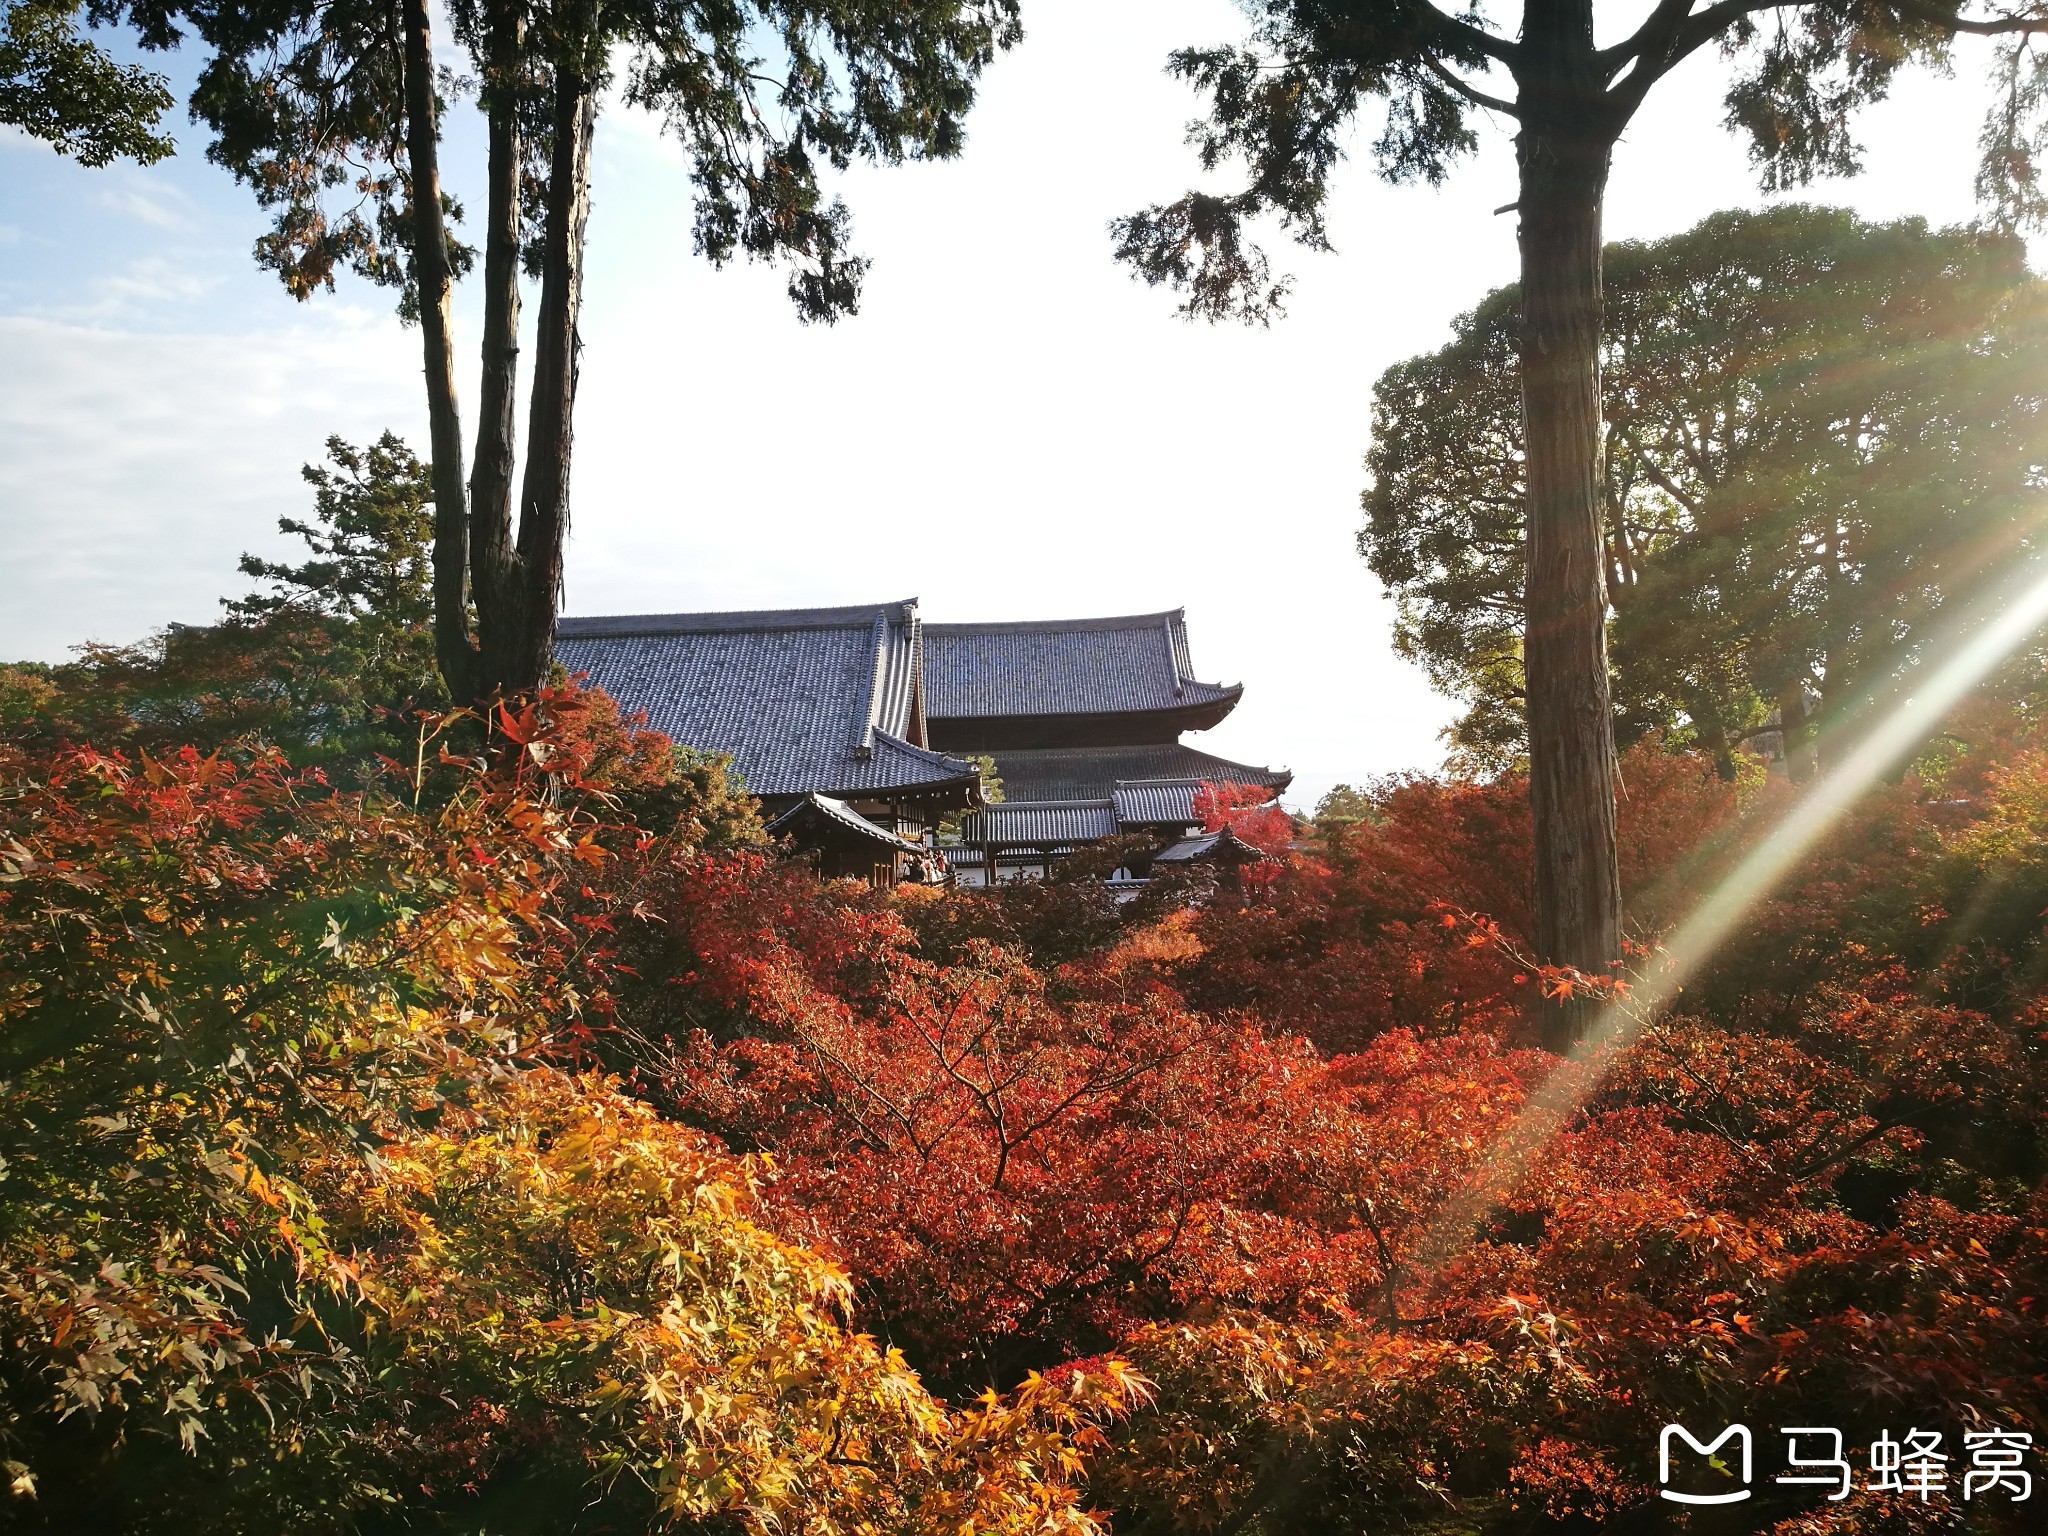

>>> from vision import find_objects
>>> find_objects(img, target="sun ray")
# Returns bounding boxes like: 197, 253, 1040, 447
1419, 555, 2048, 1276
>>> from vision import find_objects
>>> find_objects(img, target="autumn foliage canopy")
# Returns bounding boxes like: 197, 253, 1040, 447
3, 663, 2046, 1533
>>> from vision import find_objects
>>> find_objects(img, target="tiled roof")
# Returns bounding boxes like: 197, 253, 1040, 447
766, 793, 925, 852
1152, 827, 1277, 865
923, 610, 1241, 721
810, 730, 980, 800
1112, 780, 1201, 827
940, 846, 1069, 869
958, 799, 1121, 847
989, 743, 1291, 803
555, 600, 974, 799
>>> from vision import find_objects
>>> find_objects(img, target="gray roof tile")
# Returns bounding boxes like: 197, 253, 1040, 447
988, 743, 1291, 803
555, 600, 973, 799
959, 799, 1121, 847
924, 610, 1240, 720
766, 793, 925, 852
1112, 780, 1201, 827
1152, 827, 1277, 864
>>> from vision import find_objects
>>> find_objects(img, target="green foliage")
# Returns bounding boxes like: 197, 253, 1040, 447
636, 744, 765, 849
937, 753, 1003, 841
0, 0, 172, 165
230, 432, 436, 633
973, 752, 1005, 804
1114, 1, 2048, 325
1109, 6, 1492, 324
117, 0, 1022, 321
1363, 206, 2048, 772
1310, 783, 1374, 827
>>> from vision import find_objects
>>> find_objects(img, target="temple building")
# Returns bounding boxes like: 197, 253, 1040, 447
554, 599, 1288, 884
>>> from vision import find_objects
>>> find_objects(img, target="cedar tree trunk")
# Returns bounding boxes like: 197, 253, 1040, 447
1777, 677, 1816, 782
400, 0, 596, 704
495, 63, 596, 693
1515, 0, 1625, 1049
401, 0, 474, 704
468, 7, 525, 682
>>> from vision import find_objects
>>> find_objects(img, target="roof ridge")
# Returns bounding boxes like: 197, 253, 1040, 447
558, 599, 918, 637
923, 610, 1187, 636
926, 682, 1244, 721
982, 796, 1116, 811
853, 608, 891, 759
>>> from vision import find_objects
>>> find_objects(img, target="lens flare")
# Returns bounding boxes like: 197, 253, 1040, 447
1419, 559, 2048, 1276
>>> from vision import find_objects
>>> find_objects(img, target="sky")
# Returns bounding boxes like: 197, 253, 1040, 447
0, 2, 2022, 810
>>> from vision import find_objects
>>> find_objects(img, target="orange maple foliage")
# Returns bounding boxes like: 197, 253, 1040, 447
10, 673, 2048, 1534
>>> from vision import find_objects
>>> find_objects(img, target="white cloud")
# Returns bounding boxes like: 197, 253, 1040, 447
89, 173, 195, 232
0, 315, 424, 661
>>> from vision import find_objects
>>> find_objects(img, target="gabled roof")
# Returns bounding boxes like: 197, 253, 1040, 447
767, 793, 925, 853
958, 777, 1284, 847
1152, 827, 1277, 865
923, 610, 1241, 722
555, 600, 974, 800
989, 743, 1292, 803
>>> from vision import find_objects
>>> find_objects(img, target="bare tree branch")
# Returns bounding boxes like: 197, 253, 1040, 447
1396, 0, 1523, 66
1420, 54, 1518, 116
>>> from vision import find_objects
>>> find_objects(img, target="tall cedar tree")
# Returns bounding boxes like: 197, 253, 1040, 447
113, 0, 1020, 702
1114, 0, 2048, 1045
1364, 205, 2048, 778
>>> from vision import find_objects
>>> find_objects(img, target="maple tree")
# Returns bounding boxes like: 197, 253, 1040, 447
1192, 780, 1294, 857
1088, 971, 2047, 1533
0, 695, 1141, 1532
594, 847, 1558, 1396
9, 584, 2048, 1533
578, 686, 2048, 1531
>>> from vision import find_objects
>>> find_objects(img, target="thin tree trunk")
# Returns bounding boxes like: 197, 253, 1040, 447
1689, 688, 1738, 782
499, 63, 597, 692
400, 0, 475, 702
1514, 5, 1624, 1050
1775, 678, 1815, 783
468, 6, 525, 689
